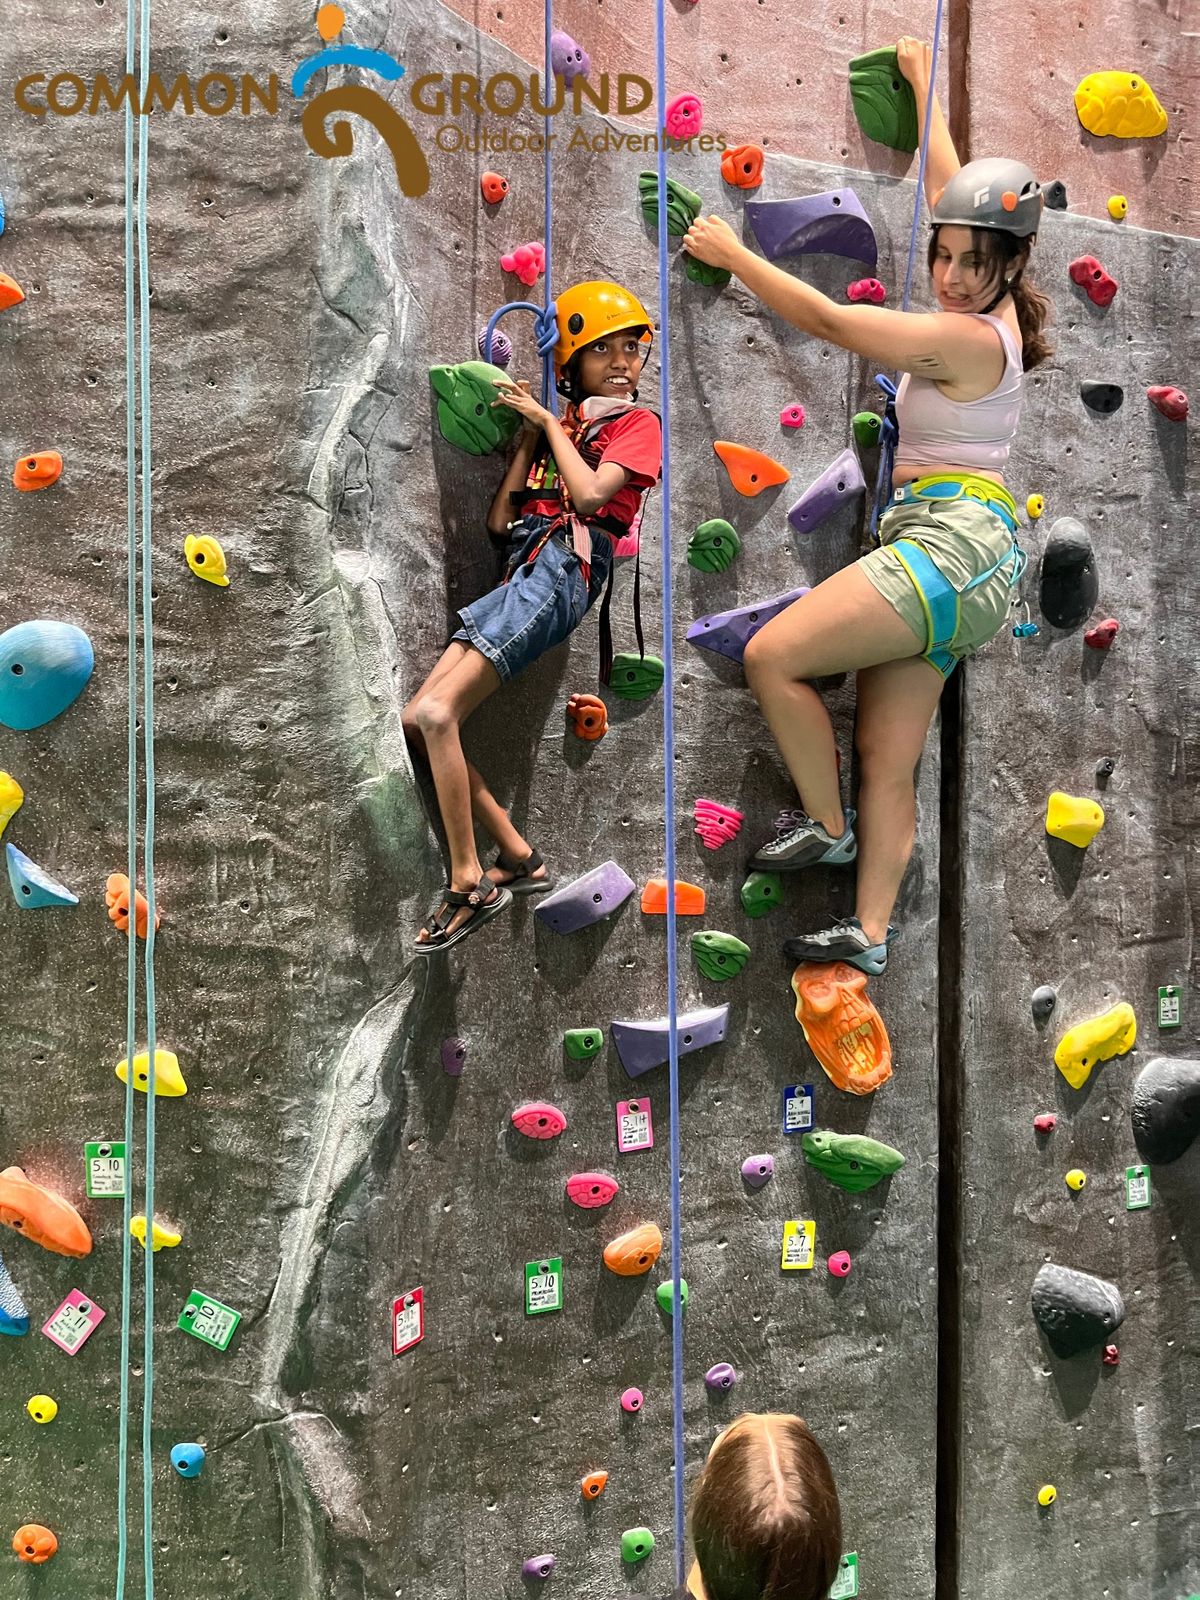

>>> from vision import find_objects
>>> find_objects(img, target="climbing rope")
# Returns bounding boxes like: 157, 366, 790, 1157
869, 0, 948, 537
115, 0, 160, 1591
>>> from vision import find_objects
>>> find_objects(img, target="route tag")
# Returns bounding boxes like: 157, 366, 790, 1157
43, 1289, 106, 1355
177, 1290, 241, 1351
84, 1140, 127, 1198
782, 1084, 814, 1135
616, 1098, 654, 1153
781, 1220, 816, 1270
1125, 1165, 1152, 1211
392, 1287, 425, 1355
525, 1257, 563, 1315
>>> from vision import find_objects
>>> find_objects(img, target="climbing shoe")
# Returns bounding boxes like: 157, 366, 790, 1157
748, 808, 857, 872
782, 916, 896, 976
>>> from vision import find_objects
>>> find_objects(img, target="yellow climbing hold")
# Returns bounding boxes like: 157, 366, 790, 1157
1064, 1169, 1087, 1191
1025, 494, 1044, 521
26, 1394, 57, 1424
1074, 72, 1167, 140
1037, 1484, 1057, 1507
184, 534, 230, 587
1107, 195, 1128, 221
115, 1048, 188, 1097
130, 1215, 183, 1251
1045, 791, 1104, 848
1054, 1002, 1137, 1089
0, 771, 23, 837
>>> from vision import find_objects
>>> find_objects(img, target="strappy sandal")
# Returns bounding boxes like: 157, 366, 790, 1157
491, 846, 555, 895
412, 878, 513, 957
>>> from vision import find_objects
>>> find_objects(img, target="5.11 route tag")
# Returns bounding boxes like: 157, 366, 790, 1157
392, 1287, 425, 1355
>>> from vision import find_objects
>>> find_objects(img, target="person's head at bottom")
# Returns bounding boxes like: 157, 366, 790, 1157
685, 1412, 842, 1600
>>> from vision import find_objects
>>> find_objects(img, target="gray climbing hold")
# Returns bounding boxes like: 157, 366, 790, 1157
745, 189, 878, 267
1130, 1056, 1200, 1164
1081, 380, 1124, 414
1039, 518, 1098, 629
535, 861, 635, 934
441, 1037, 467, 1076
6, 843, 78, 909
687, 588, 808, 663
786, 448, 866, 535
1043, 179, 1068, 210
611, 1004, 730, 1078
1031, 985, 1057, 1024
1031, 1262, 1126, 1358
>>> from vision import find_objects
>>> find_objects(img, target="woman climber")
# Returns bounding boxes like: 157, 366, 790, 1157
664, 1411, 843, 1600
681, 37, 1052, 977
405, 280, 662, 955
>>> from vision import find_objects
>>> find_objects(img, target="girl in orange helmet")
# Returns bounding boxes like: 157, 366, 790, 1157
404, 281, 662, 955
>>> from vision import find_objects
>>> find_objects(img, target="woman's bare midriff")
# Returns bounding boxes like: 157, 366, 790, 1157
892, 462, 1007, 488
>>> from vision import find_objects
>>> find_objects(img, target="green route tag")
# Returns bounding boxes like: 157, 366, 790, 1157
84, 1141, 126, 1198
1157, 985, 1181, 1029
1125, 1165, 1152, 1211
830, 1553, 859, 1598
525, 1257, 563, 1315
177, 1290, 241, 1351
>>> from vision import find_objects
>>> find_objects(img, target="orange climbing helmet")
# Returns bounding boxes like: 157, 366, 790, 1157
931, 157, 1043, 239
553, 280, 653, 396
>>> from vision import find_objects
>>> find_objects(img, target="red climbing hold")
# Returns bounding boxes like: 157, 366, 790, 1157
1102, 1344, 1120, 1366
720, 143, 765, 189
847, 277, 887, 304
713, 440, 789, 496
1147, 384, 1188, 421
664, 92, 703, 141
827, 1250, 852, 1277
1068, 256, 1118, 308
1033, 1113, 1058, 1133
481, 171, 509, 204
501, 242, 545, 286
511, 1102, 567, 1140
1084, 618, 1120, 649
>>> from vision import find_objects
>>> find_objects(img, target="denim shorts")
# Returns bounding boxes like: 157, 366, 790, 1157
452, 514, 614, 684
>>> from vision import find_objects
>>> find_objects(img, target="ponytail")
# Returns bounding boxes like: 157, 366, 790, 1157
1008, 267, 1054, 371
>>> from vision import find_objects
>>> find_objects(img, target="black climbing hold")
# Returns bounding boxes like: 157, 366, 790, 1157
1081, 380, 1124, 414
1130, 1056, 1200, 1164
1043, 179, 1068, 210
1031, 984, 1057, 1024
1039, 518, 1099, 629
1031, 1262, 1126, 1359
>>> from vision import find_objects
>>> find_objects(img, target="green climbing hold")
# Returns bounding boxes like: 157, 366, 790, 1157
564, 1027, 604, 1061
687, 518, 741, 574
800, 1130, 905, 1194
638, 170, 702, 238
429, 360, 522, 456
740, 871, 782, 919
848, 47, 919, 153
656, 1278, 688, 1315
609, 652, 665, 700
691, 930, 751, 982
852, 411, 883, 447
685, 256, 733, 289
621, 1527, 656, 1564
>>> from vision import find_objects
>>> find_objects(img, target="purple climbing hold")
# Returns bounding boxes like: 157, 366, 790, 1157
740, 1153, 775, 1189
745, 188, 878, 268
535, 861, 636, 934
611, 1004, 730, 1079
686, 588, 809, 664
477, 326, 513, 368
786, 448, 866, 535
522, 1554, 556, 1581
441, 1037, 468, 1077
550, 28, 589, 85
704, 1362, 738, 1391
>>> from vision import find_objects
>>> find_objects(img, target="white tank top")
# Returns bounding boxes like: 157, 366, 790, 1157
893, 314, 1024, 472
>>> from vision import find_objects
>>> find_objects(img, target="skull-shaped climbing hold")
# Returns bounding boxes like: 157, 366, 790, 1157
790, 962, 892, 1095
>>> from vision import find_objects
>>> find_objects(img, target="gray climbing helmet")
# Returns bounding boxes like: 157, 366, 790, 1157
931, 158, 1043, 238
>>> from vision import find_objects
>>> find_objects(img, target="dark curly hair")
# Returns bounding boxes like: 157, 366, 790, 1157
929, 225, 1054, 370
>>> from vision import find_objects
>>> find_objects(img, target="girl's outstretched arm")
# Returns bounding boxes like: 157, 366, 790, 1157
896, 36, 961, 209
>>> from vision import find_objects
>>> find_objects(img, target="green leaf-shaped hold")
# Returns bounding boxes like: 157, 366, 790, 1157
740, 871, 782, 919
685, 255, 733, 289
848, 47, 919, 153
656, 1278, 688, 1316
430, 360, 522, 456
800, 1129, 905, 1193
852, 410, 883, 447
639, 170, 702, 238
564, 1027, 604, 1060
692, 930, 751, 981
687, 518, 741, 574
621, 1527, 656, 1564
609, 652, 665, 700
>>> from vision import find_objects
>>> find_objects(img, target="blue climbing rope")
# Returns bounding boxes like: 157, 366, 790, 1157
651, 0, 685, 1581
869, 0, 948, 538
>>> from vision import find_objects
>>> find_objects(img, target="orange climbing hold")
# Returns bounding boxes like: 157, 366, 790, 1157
791, 962, 892, 1096
0, 1167, 92, 1258
12, 1524, 58, 1564
713, 440, 789, 497
640, 877, 706, 915
316, 4, 346, 41
481, 171, 510, 204
581, 1470, 609, 1500
0, 273, 24, 311
567, 692, 608, 741
720, 143, 765, 189
12, 451, 63, 492
105, 872, 160, 939
603, 1222, 663, 1276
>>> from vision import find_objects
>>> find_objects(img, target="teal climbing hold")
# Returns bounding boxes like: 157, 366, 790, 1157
691, 930, 751, 981
429, 361, 523, 455
638, 170, 701, 237
6, 843, 78, 909
621, 1527, 656, 1563
740, 871, 782, 918
609, 653, 665, 700
800, 1130, 905, 1193
852, 411, 883, 446
687, 518, 741, 574
656, 1279, 689, 1315
0, 1249, 30, 1336
685, 256, 732, 289
564, 1027, 604, 1060
0, 620, 94, 731
848, 47, 919, 152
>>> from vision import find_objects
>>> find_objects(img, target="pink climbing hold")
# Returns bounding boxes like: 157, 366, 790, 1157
500, 242, 546, 287
779, 403, 806, 429
1068, 255, 1118, 308
1084, 618, 1120, 649
511, 1101, 567, 1139
566, 1172, 620, 1209
847, 277, 886, 304
827, 1251, 852, 1278
620, 1386, 644, 1413
664, 92, 703, 141
1147, 384, 1189, 421
1102, 1344, 1120, 1366
693, 798, 744, 851
441, 1037, 468, 1077
1033, 1113, 1058, 1133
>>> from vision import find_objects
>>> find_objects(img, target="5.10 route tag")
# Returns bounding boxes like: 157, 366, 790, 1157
829, 1552, 860, 1598
392, 1287, 425, 1355
525, 1257, 563, 1315
1124, 1165, 1152, 1211
178, 1290, 242, 1351
84, 1140, 127, 1198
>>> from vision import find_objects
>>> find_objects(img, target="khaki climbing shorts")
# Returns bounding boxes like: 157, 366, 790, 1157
858, 489, 1024, 677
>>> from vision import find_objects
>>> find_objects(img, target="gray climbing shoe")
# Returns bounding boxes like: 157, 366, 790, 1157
782, 916, 896, 976
748, 808, 857, 872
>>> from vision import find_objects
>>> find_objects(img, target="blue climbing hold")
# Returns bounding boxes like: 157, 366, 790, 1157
6, 843, 78, 908
1012, 621, 1039, 638
0, 620, 94, 730
170, 1442, 206, 1478
0, 1248, 30, 1336
745, 188, 878, 267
